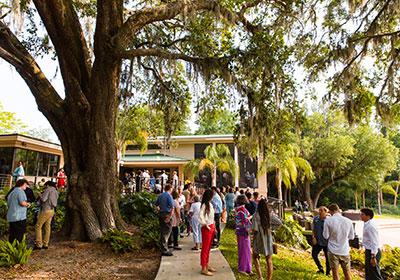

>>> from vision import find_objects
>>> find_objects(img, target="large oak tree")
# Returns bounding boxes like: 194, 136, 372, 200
0, 0, 300, 240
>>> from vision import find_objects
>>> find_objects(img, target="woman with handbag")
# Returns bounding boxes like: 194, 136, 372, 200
235, 194, 253, 275
252, 198, 282, 280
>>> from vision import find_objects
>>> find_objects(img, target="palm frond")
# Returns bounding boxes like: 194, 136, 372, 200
381, 184, 398, 197
199, 158, 214, 171
216, 144, 231, 158
284, 158, 298, 184
204, 145, 218, 162
293, 157, 314, 180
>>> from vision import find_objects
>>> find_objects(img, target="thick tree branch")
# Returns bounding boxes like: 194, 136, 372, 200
0, 21, 64, 117
32, 0, 92, 99
119, 48, 207, 62
114, 0, 262, 50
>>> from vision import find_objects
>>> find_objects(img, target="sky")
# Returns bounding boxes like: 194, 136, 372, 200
0, 57, 64, 142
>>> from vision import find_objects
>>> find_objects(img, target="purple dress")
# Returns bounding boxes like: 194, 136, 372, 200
235, 205, 252, 273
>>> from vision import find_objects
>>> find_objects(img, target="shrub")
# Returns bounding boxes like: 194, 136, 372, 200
274, 219, 310, 249
0, 236, 32, 267
101, 229, 137, 253
119, 192, 160, 248
380, 245, 400, 279
53, 206, 66, 232
350, 248, 364, 269
351, 245, 400, 279
0, 218, 8, 237
0, 200, 7, 219
119, 192, 158, 224
226, 211, 236, 229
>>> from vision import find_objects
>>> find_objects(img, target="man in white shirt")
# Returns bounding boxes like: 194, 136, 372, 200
172, 171, 179, 189
360, 208, 383, 280
160, 170, 168, 191
323, 204, 355, 280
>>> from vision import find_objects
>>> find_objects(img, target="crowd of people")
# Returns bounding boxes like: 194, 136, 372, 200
154, 178, 384, 280
154, 181, 282, 279
121, 169, 179, 194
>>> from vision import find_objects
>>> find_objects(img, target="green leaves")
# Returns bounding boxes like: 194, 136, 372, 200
0, 236, 32, 267
184, 144, 238, 181
0, 102, 27, 134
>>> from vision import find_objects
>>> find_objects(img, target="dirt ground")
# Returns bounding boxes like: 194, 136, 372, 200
0, 233, 160, 280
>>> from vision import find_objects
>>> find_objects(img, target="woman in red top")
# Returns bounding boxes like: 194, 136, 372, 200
56, 168, 67, 188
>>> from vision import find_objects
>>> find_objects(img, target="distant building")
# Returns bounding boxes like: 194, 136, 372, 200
120, 135, 266, 191
0, 134, 63, 188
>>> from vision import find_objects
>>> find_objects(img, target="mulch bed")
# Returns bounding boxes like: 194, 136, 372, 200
0, 232, 161, 280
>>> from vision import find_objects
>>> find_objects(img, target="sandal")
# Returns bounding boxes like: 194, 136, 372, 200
201, 270, 213, 276
208, 266, 217, 272
191, 247, 199, 250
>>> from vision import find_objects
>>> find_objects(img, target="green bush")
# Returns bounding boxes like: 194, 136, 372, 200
350, 248, 364, 269
274, 219, 310, 249
101, 229, 137, 254
0, 236, 32, 267
226, 211, 236, 229
0, 218, 8, 237
0, 200, 7, 219
119, 192, 160, 248
53, 206, 65, 232
380, 245, 400, 279
351, 245, 400, 279
119, 192, 158, 224
379, 204, 400, 216
140, 217, 160, 248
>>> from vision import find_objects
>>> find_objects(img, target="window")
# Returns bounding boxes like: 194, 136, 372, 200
194, 144, 210, 159
0, 147, 14, 175
238, 148, 257, 188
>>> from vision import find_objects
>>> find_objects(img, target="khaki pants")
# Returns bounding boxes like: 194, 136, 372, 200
35, 210, 54, 248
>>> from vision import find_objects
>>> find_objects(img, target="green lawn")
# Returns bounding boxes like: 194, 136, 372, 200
220, 228, 363, 280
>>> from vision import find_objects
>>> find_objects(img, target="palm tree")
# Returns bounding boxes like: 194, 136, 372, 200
381, 180, 400, 206
183, 144, 238, 187
261, 144, 314, 202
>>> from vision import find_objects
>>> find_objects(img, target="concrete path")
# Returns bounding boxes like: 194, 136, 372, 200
155, 234, 235, 280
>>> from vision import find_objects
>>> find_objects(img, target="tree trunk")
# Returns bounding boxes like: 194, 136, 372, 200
59, 56, 125, 241
377, 188, 382, 215
304, 180, 313, 210
212, 166, 217, 187
355, 191, 359, 209
312, 187, 327, 209
380, 188, 384, 208
283, 186, 288, 208
394, 186, 399, 206
275, 168, 283, 200
362, 190, 366, 208
288, 188, 292, 208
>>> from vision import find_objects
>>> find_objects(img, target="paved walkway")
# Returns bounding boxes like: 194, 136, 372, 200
155, 234, 235, 280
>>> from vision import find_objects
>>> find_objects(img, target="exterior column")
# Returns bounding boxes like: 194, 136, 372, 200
178, 165, 184, 186
257, 153, 267, 196
212, 142, 217, 187
234, 145, 239, 188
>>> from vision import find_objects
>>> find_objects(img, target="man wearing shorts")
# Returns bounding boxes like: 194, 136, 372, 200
323, 204, 354, 280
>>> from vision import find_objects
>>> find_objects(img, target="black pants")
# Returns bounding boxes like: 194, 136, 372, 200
365, 249, 383, 280
312, 244, 330, 274
9, 219, 27, 244
213, 213, 221, 245
159, 213, 172, 253
168, 226, 179, 247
